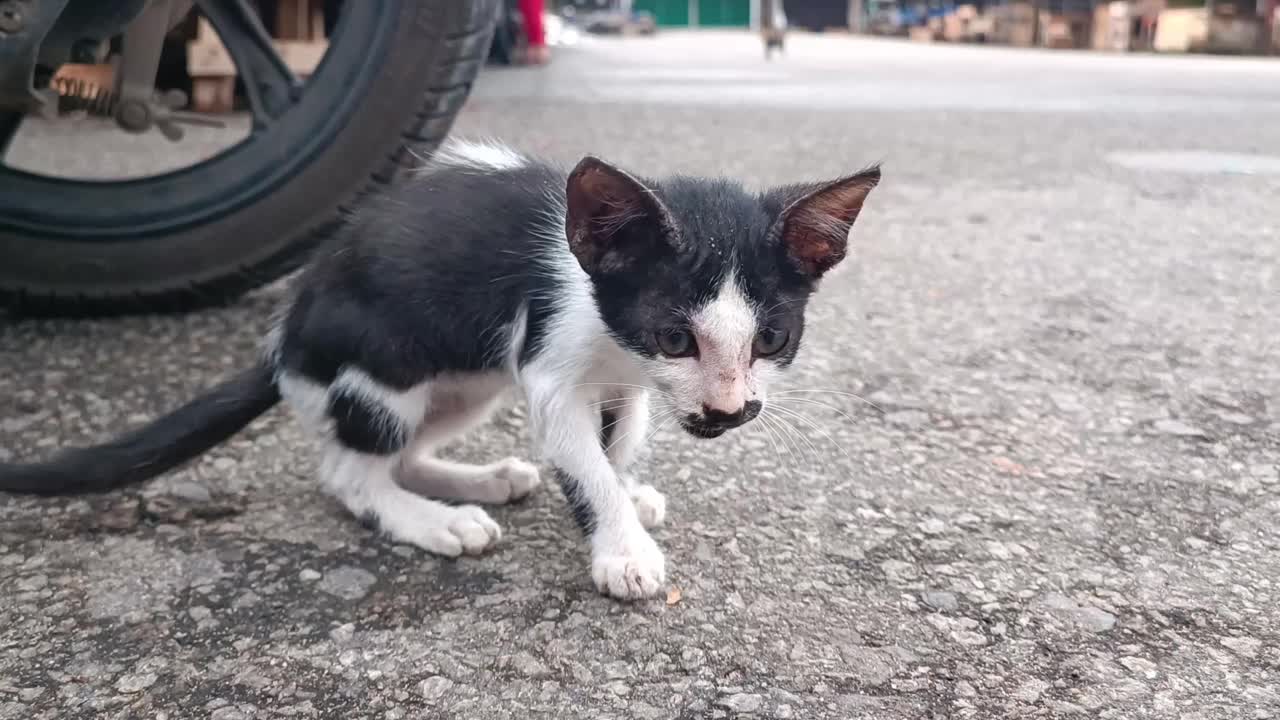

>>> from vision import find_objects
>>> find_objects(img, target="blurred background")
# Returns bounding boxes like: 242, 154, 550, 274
6, 0, 1280, 181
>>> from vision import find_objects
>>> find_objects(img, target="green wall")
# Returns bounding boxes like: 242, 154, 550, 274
634, 0, 690, 26
634, 0, 750, 27
698, 0, 750, 26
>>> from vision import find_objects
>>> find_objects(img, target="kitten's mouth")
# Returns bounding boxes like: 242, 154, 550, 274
680, 421, 730, 439
680, 402, 763, 439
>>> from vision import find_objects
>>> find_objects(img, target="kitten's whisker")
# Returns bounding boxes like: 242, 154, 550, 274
639, 411, 680, 448
758, 412, 801, 467
405, 146, 431, 166
605, 408, 678, 456
759, 297, 805, 316
769, 397, 864, 426
773, 389, 883, 413
754, 413, 788, 464
570, 382, 660, 392
772, 414, 818, 469
601, 410, 663, 453
587, 399, 631, 412
762, 409, 822, 467
753, 412, 789, 470
767, 405, 853, 464
586, 397, 671, 412
600, 412, 629, 438
569, 382, 676, 400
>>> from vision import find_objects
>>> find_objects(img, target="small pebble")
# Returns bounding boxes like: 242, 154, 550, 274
716, 693, 763, 714
922, 590, 959, 612
419, 676, 454, 701
116, 672, 157, 694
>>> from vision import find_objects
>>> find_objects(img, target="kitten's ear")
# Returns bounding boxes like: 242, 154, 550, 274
773, 166, 880, 279
565, 156, 676, 275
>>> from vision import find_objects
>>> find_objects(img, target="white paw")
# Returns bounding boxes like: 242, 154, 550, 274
488, 457, 542, 503
411, 505, 502, 557
591, 529, 666, 600
630, 485, 667, 529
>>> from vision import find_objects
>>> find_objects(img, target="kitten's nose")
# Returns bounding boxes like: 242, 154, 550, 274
701, 400, 762, 429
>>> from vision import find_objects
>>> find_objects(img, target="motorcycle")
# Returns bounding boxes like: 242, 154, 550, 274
0, 0, 497, 316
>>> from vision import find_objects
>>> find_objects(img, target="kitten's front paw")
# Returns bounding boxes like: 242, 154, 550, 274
591, 530, 666, 600
630, 485, 667, 529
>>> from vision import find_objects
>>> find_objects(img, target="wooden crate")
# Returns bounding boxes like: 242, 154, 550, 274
187, 0, 328, 113
909, 26, 937, 42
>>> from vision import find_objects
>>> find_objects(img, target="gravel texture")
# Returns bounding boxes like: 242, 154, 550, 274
2, 31, 1279, 720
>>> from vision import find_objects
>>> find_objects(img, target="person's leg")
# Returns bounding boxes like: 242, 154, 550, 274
518, 0, 550, 64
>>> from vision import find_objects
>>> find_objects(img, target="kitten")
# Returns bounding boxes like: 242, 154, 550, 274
0, 140, 879, 600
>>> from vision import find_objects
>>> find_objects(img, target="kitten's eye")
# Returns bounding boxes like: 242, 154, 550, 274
656, 329, 696, 358
754, 327, 789, 357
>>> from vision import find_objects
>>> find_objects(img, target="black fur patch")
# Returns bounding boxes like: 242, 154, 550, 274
327, 387, 408, 456
554, 468, 596, 534
585, 175, 821, 363
357, 510, 381, 532
600, 409, 619, 449
277, 162, 567, 389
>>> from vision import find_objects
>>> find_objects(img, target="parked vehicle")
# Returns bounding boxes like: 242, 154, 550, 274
0, 0, 496, 316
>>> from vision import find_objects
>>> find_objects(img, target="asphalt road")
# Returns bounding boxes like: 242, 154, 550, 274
3, 32, 1280, 720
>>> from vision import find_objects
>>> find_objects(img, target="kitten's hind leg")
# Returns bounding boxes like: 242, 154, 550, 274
396, 381, 542, 505
299, 368, 503, 556
401, 457, 541, 505
323, 448, 501, 556
600, 390, 665, 529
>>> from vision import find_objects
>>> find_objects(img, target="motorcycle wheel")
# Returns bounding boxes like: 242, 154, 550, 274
0, 0, 496, 316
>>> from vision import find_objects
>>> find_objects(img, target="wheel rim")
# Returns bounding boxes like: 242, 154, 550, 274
0, 0, 401, 241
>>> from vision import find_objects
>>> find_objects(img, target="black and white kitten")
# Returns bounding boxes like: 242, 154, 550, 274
0, 140, 879, 600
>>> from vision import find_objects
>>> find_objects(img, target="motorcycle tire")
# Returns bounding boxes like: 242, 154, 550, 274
0, 0, 497, 317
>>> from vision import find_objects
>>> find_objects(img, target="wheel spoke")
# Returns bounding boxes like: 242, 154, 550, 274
196, 0, 300, 128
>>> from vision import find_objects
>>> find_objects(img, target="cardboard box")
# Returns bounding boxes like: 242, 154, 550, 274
909, 26, 937, 42
1154, 8, 1208, 52
1093, 1, 1132, 51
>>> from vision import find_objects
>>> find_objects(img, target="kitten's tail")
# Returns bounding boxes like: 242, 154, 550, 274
0, 364, 280, 495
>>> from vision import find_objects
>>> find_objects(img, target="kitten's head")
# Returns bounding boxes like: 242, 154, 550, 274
565, 156, 878, 439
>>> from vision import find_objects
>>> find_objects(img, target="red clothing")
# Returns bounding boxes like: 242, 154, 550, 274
518, 0, 546, 47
